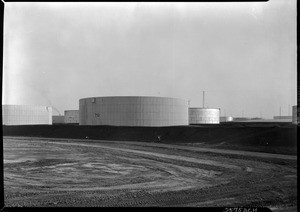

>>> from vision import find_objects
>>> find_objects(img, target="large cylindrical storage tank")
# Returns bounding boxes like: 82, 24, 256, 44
2, 105, 52, 125
79, 96, 188, 126
189, 108, 220, 124
292, 105, 297, 124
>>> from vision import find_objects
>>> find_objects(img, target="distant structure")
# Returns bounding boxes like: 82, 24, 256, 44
2, 105, 52, 125
52, 115, 65, 124
232, 117, 251, 122
250, 117, 263, 120
220, 116, 233, 122
189, 108, 220, 124
273, 116, 292, 120
292, 105, 298, 124
273, 116, 292, 123
79, 96, 188, 126
64, 110, 79, 124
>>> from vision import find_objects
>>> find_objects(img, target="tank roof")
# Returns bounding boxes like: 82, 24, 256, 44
189, 107, 220, 110
79, 96, 187, 101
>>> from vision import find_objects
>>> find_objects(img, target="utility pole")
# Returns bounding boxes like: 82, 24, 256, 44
202, 91, 205, 108
288, 104, 290, 116
280, 106, 281, 117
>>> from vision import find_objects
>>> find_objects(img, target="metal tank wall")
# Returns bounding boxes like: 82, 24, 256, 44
79, 96, 189, 126
2, 105, 52, 125
189, 108, 220, 124
64, 110, 79, 124
52, 115, 65, 124
292, 105, 297, 124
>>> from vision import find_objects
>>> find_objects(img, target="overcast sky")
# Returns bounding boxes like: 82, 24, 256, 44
3, 1, 296, 118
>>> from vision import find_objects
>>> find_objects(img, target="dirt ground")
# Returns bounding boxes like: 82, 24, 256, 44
3, 136, 297, 209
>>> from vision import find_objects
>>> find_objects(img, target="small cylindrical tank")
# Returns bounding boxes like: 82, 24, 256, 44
220, 116, 233, 122
64, 110, 79, 124
189, 108, 220, 124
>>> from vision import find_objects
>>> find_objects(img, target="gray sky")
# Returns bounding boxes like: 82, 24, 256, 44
3, 1, 297, 118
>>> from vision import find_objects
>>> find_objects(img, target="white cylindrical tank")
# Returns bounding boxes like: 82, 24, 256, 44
189, 108, 220, 124
64, 110, 79, 124
2, 105, 52, 125
220, 116, 233, 122
292, 105, 297, 124
79, 96, 189, 126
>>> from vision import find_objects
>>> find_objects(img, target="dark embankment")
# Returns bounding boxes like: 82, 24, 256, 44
3, 122, 297, 155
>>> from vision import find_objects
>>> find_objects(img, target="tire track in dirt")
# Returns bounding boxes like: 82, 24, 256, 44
3, 137, 297, 208
31, 139, 245, 171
